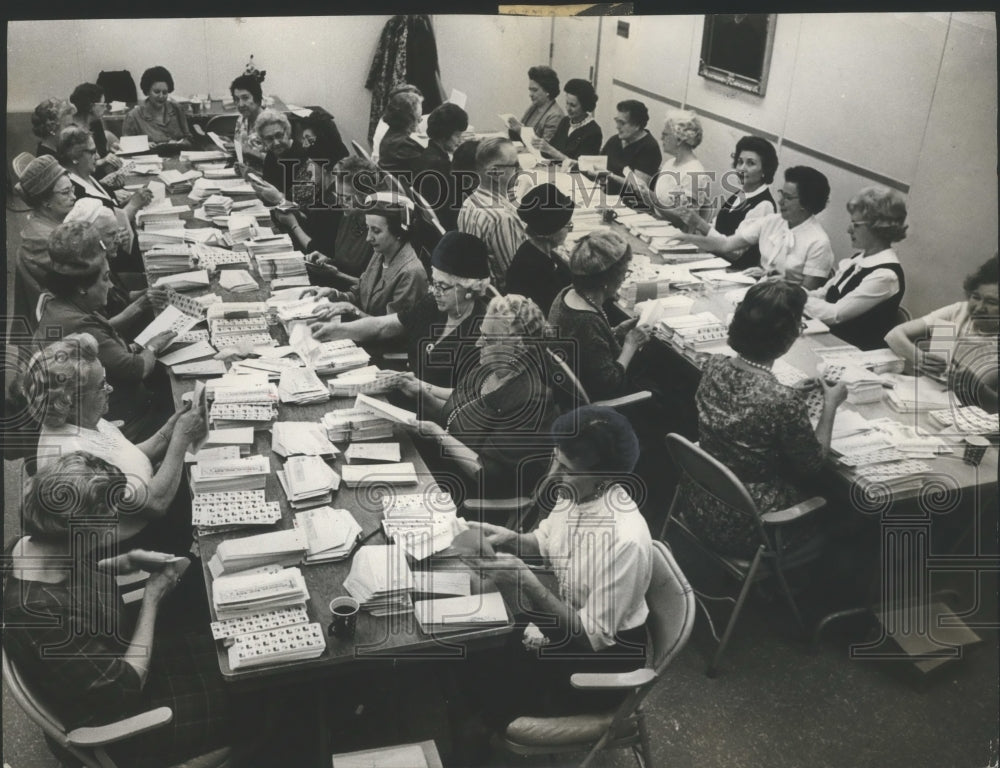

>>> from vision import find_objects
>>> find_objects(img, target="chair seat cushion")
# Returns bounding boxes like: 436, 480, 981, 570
505, 713, 627, 747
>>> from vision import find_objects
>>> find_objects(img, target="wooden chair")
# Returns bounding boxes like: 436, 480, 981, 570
500, 540, 696, 768
350, 139, 373, 163
2, 648, 231, 768
660, 433, 828, 677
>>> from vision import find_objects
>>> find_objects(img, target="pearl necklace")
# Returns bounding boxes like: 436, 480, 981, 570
738, 356, 773, 375
577, 291, 609, 325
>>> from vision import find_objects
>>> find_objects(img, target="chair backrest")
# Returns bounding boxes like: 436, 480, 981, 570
2, 648, 77, 754
646, 540, 697, 674
12, 152, 35, 180
204, 114, 238, 139
408, 185, 446, 235
664, 433, 758, 519
351, 140, 373, 163
895, 305, 912, 325
544, 345, 590, 409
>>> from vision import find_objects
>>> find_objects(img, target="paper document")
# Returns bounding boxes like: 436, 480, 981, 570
355, 393, 417, 425
577, 155, 608, 173
118, 135, 150, 154
448, 88, 468, 109
159, 339, 216, 366
135, 305, 201, 347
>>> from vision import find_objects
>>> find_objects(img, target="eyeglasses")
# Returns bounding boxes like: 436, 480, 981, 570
84, 379, 113, 394
848, 220, 869, 228
968, 292, 1000, 308
52, 186, 76, 199
431, 281, 460, 294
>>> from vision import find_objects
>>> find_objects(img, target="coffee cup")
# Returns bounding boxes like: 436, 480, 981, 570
962, 435, 989, 466
328, 596, 360, 639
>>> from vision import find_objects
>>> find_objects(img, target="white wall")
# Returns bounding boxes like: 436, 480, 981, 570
584, 12, 998, 317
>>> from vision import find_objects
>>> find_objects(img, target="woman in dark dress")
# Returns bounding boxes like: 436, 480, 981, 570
674, 279, 847, 557
505, 182, 575, 315
32, 97, 75, 158
679, 134, 778, 269
378, 90, 425, 176
533, 78, 603, 162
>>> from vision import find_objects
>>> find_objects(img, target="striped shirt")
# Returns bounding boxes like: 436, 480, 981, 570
458, 186, 527, 292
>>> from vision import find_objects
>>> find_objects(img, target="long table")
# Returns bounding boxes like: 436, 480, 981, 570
135, 160, 513, 691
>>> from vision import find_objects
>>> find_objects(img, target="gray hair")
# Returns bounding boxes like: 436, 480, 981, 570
23, 333, 101, 429
254, 108, 291, 138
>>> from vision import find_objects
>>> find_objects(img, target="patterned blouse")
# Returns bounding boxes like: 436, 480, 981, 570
675, 355, 826, 557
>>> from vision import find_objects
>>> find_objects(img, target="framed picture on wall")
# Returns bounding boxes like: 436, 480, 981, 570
699, 14, 777, 97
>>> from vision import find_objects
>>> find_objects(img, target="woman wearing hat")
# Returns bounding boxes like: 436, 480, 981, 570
13, 156, 77, 331
462, 406, 652, 722
309, 231, 493, 389
547, 229, 650, 400
32, 222, 176, 440
309, 192, 429, 325
392, 294, 559, 502
506, 183, 576, 315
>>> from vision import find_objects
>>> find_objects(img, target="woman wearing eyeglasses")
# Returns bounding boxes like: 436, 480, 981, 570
675, 279, 847, 558
886, 255, 998, 413
31, 98, 75, 159
68, 82, 123, 176
57, 126, 152, 220
804, 187, 908, 350
309, 232, 492, 390
32, 222, 176, 441
391, 294, 560, 504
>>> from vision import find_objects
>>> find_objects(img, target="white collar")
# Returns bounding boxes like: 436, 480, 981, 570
852, 248, 899, 268
68, 171, 112, 200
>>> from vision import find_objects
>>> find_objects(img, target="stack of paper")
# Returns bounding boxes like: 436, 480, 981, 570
884, 374, 953, 413
230, 355, 303, 380
328, 368, 407, 398
192, 489, 282, 530
271, 297, 327, 323
654, 312, 729, 354
246, 235, 294, 258
159, 339, 217, 367
211, 565, 310, 618
288, 326, 372, 375
158, 169, 201, 193
134, 304, 203, 349
381, 491, 467, 560
928, 405, 999, 435
322, 407, 395, 443
227, 214, 256, 244
173, 359, 228, 378
413, 592, 509, 634
228, 622, 326, 670
202, 166, 240, 180
184, 444, 249, 463
277, 454, 340, 509
190, 245, 252, 274
213, 529, 308, 576
118, 135, 151, 154
190, 455, 271, 494
271, 422, 339, 458
344, 442, 401, 463
293, 506, 363, 563
217, 269, 258, 293
278, 367, 329, 404
210, 605, 310, 642
180, 149, 230, 165
127, 154, 163, 174
136, 202, 193, 229
814, 346, 906, 375
188, 177, 257, 203
209, 314, 272, 350
143, 246, 192, 280
208, 373, 279, 403
152, 269, 211, 291
342, 545, 414, 615
341, 462, 419, 488
410, 571, 472, 598
204, 194, 235, 216
255, 251, 308, 281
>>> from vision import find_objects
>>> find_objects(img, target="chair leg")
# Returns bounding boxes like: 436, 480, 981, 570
635, 711, 653, 768
771, 562, 806, 634
708, 547, 764, 677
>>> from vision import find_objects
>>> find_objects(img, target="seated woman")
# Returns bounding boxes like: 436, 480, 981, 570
413, 102, 470, 231
679, 134, 778, 270
31, 97, 74, 158
805, 186, 908, 350
308, 193, 429, 325
57, 126, 152, 220
3, 452, 266, 767
13, 156, 77, 331
547, 230, 650, 400
675, 279, 848, 558
297, 110, 350, 168
465, 405, 652, 720
63, 198, 161, 329
378, 90, 425, 176
886, 254, 998, 413
230, 73, 266, 170
505, 182, 575, 315
245, 109, 316, 208
506, 65, 565, 143
594, 99, 662, 205
532, 78, 602, 162
68, 82, 123, 176
636, 109, 706, 226
309, 231, 492, 388
677, 166, 835, 289
391, 294, 559, 502
299, 156, 379, 280
122, 65, 192, 146
371, 84, 424, 165
24, 336, 205, 547
32, 223, 176, 440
